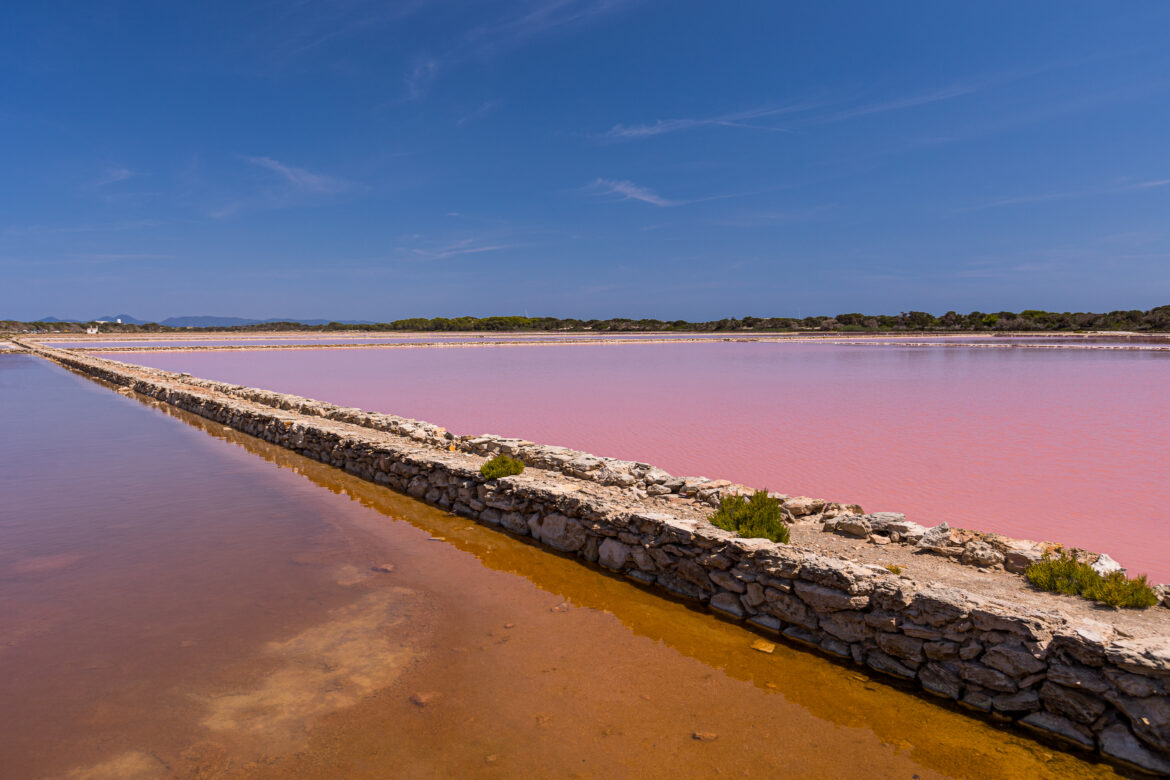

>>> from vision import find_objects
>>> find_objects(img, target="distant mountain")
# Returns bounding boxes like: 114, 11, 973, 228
95, 313, 147, 325
267, 318, 378, 326
31, 314, 377, 327
159, 315, 262, 328
37, 314, 146, 324
159, 316, 378, 327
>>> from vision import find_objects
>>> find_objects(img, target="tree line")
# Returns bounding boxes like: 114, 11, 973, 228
4, 306, 1170, 335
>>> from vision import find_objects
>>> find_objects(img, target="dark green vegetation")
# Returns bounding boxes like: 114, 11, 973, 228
480, 454, 526, 480
709, 490, 790, 544
1025, 553, 1159, 608
5, 304, 1170, 334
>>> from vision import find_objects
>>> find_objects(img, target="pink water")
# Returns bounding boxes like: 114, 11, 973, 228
46, 333, 1170, 352
43, 333, 800, 349
120, 342, 1170, 581
44, 334, 734, 349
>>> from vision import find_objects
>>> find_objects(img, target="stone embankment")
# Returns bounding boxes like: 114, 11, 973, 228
18, 340, 1170, 775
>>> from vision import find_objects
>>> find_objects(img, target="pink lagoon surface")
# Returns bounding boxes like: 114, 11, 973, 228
44, 334, 737, 349
121, 341, 1170, 582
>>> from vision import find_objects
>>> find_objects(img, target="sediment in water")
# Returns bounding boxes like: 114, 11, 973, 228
17, 339, 1170, 775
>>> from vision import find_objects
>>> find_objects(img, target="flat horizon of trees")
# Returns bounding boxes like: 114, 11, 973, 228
4, 305, 1170, 335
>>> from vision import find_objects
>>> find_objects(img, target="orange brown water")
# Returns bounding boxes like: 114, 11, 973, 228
0, 355, 1114, 778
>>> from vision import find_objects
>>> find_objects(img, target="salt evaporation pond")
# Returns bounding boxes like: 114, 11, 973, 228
118, 340, 1170, 582
0, 353, 1110, 777
42, 332, 787, 349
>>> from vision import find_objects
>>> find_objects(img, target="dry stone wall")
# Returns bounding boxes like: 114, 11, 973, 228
21, 341, 1170, 775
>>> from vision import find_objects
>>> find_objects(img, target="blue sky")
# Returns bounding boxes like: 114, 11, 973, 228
2, 1, 1169, 321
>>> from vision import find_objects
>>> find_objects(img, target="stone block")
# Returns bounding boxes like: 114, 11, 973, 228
1039, 682, 1106, 724
794, 581, 870, 612
982, 643, 1046, 677
1019, 712, 1094, 751
598, 538, 630, 570
709, 591, 745, 620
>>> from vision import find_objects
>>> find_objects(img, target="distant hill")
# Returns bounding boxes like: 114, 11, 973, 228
159, 316, 376, 327
96, 313, 147, 325
38, 314, 146, 324
15, 306, 1170, 334
33, 314, 374, 327
159, 315, 262, 328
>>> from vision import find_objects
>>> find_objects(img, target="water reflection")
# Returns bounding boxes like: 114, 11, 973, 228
0, 355, 1116, 778
139, 370, 1114, 779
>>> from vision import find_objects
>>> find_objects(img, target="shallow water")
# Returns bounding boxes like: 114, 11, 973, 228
118, 341, 1170, 582
44, 332, 1170, 350
0, 354, 1114, 778
41, 336, 564, 348
42, 333, 772, 349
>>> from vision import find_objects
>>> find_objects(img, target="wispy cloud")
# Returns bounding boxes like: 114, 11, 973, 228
466, 0, 642, 53
457, 99, 503, 125
960, 177, 1170, 211
949, 240, 1170, 280
590, 178, 679, 207
208, 202, 245, 219
809, 84, 980, 125
249, 0, 433, 67
407, 0, 642, 98
404, 237, 518, 261
204, 157, 356, 218
405, 58, 439, 100
93, 167, 135, 186
603, 104, 813, 140
603, 81, 991, 142
284, 2, 428, 58
587, 178, 747, 208
1121, 178, 1170, 191
908, 78, 1170, 154
244, 156, 354, 194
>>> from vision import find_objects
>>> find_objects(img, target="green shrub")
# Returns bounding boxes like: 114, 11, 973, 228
1025, 552, 1158, 608
1025, 552, 1098, 596
1083, 571, 1160, 608
885, 564, 903, 575
709, 490, 789, 544
480, 454, 526, 480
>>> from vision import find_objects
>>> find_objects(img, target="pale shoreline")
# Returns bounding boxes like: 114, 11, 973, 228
31, 327, 1170, 342
23, 329, 1170, 354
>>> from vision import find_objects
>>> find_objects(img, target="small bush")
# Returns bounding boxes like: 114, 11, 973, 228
1084, 571, 1160, 608
885, 564, 903, 575
1025, 552, 1158, 608
1025, 552, 1098, 596
480, 454, 525, 480
709, 490, 789, 544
